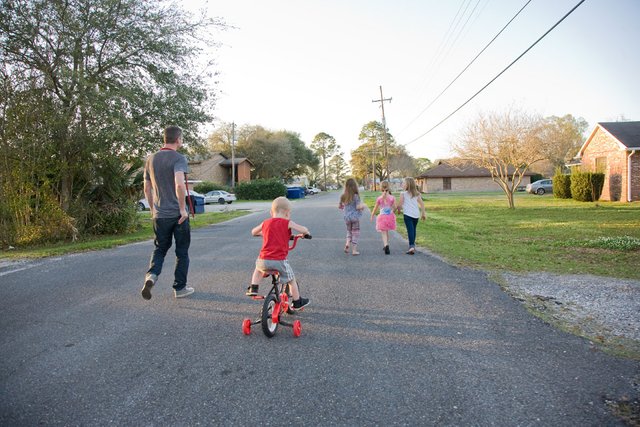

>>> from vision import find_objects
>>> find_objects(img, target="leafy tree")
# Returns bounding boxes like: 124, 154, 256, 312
0, 0, 223, 244
329, 152, 348, 187
234, 125, 317, 180
453, 108, 545, 209
540, 114, 588, 170
310, 132, 338, 190
351, 121, 411, 187
414, 158, 433, 175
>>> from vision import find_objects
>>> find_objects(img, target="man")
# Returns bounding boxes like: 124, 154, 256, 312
141, 126, 194, 299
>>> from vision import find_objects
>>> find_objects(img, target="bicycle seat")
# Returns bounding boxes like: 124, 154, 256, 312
261, 270, 280, 278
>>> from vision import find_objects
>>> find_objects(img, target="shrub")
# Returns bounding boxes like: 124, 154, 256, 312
571, 171, 605, 202
552, 173, 572, 199
235, 179, 286, 200
194, 181, 229, 194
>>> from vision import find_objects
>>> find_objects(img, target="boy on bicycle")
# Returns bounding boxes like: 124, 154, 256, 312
246, 196, 310, 310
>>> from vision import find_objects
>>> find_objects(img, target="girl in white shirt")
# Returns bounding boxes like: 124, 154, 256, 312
397, 177, 426, 254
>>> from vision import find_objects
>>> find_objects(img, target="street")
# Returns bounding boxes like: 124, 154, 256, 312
1, 192, 638, 426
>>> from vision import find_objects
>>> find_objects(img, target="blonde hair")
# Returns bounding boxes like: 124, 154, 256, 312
271, 196, 291, 215
380, 180, 391, 203
403, 177, 420, 198
340, 178, 359, 204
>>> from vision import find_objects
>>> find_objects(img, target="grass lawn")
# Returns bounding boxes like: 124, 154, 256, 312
364, 191, 640, 280
0, 210, 248, 260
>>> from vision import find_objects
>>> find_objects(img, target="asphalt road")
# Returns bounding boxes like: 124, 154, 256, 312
1, 192, 638, 426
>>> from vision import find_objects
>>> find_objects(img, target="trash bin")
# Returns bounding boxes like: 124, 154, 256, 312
286, 187, 305, 199
187, 195, 205, 214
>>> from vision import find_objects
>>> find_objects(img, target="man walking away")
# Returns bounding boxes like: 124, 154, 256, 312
141, 126, 194, 299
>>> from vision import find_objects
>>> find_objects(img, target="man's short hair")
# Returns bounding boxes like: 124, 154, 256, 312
164, 126, 183, 145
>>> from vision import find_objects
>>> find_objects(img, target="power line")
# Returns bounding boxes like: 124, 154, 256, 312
404, 0, 587, 147
399, 0, 532, 135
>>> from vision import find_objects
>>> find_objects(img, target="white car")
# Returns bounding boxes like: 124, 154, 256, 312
205, 190, 237, 204
138, 190, 204, 210
306, 187, 321, 195
138, 198, 150, 211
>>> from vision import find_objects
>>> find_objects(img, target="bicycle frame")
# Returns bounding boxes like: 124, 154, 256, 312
242, 233, 311, 338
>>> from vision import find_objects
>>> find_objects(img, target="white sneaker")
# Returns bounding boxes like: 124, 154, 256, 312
141, 274, 157, 300
174, 286, 194, 298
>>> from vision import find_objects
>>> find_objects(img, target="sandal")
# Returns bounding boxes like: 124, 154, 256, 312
344, 243, 350, 253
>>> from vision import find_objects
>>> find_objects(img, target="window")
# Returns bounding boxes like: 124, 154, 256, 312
443, 177, 451, 191
595, 157, 607, 173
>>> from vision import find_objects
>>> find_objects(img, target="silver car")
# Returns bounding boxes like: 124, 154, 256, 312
526, 179, 553, 195
205, 190, 237, 204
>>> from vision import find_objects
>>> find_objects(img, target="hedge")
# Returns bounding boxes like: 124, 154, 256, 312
552, 173, 572, 199
570, 171, 605, 202
193, 181, 229, 194
234, 179, 287, 200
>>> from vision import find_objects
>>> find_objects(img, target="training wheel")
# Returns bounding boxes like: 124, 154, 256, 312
293, 320, 302, 337
242, 318, 251, 335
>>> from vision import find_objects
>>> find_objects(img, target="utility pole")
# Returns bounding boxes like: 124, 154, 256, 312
372, 85, 392, 181
231, 122, 236, 189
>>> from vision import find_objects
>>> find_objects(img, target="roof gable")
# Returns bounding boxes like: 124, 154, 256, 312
578, 121, 640, 157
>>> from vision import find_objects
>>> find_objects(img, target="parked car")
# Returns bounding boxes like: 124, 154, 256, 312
204, 190, 236, 204
526, 179, 553, 195
139, 190, 205, 210
306, 187, 321, 195
138, 198, 150, 211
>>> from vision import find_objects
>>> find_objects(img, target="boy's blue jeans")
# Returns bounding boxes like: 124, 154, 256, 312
147, 217, 190, 290
403, 214, 419, 248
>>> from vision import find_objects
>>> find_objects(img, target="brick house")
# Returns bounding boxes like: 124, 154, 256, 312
572, 122, 640, 202
416, 160, 534, 193
187, 152, 253, 187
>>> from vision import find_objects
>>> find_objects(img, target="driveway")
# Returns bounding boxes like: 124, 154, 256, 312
1, 191, 638, 425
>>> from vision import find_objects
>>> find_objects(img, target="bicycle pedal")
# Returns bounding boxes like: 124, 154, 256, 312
251, 295, 265, 300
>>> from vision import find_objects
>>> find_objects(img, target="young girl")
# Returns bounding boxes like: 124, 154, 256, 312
339, 178, 365, 255
370, 180, 396, 254
397, 177, 426, 255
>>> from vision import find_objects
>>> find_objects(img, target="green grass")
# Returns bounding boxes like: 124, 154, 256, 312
364, 191, 640, 280
0, 211, 248, 260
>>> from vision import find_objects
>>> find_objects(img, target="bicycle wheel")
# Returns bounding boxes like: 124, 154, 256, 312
261, 293, 279, 337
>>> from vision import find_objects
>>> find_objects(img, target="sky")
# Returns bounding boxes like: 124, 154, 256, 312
187, 0, 640, 162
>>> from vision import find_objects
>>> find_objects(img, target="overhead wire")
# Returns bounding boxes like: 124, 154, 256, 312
403, 0, 587, 147
398, 0, 532, 135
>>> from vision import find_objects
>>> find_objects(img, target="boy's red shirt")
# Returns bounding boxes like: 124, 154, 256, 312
259, 217, 290, 261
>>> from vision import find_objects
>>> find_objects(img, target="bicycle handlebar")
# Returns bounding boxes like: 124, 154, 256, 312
289, 233, 312, 250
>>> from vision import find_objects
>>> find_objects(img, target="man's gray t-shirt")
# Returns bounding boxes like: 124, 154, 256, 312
144, 149, 189, 218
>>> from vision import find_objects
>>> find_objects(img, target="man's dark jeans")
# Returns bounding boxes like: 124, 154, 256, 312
147, 217, 190, 290
403, 214, 419, 248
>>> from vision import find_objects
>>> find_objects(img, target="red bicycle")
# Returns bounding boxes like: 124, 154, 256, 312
242, 233, 311, 338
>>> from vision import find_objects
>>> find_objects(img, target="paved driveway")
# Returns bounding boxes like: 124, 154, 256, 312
1, 192, 638, 425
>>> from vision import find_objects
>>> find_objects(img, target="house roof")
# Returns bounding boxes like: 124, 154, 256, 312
578, 121, 640, 157
417, 160, 535, 178
219, 157, 254, 167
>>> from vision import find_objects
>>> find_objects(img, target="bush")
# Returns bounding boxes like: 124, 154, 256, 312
553, 173, 572, 199
194, 181, 229, 194
571, 171, 605, 202
235, 179, 286, 200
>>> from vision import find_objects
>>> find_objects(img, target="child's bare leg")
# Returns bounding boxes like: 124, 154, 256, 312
288, 278, 300, 300
382, 231, 389, 246
251, 268, 263, 284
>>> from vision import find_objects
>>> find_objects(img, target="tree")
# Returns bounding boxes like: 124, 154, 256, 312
414, 158, 433, 175
0, 0, 223, 244
351, 121, 412, 188
328, 152, 348, 187
453, 109, 545, 209
234, 125, 317, 180
310, 132, 338, 190
540, 114, 588, 170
